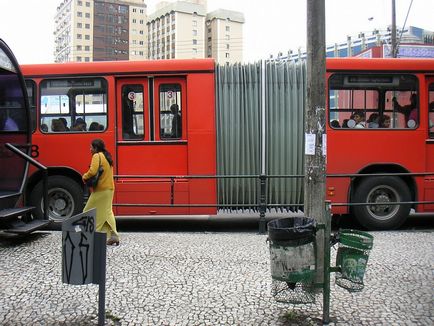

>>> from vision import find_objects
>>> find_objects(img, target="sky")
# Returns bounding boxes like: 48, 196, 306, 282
0, 0, 432, 64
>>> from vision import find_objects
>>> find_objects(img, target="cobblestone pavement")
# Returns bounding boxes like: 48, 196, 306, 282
0, 230, 433, 325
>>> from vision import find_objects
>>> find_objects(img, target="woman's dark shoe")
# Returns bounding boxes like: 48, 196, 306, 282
107, 236, 120, 246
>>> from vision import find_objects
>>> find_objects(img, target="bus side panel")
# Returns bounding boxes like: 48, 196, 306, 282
186, 73, 216, 215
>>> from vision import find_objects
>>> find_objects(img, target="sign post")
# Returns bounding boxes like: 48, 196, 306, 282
62, 209, 106, 325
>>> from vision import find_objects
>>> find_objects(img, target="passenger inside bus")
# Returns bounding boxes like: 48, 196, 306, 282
367, 113, 380, 128
71, 118, 87, 131
353, 111, 366, 128
393, 93, 418, 128
51, 118, 66, 132
0, 110, 18, 131
379, 115, 391, 128
170, 103, 182, 138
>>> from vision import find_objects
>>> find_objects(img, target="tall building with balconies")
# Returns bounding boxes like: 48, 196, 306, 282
54, 0, 147, 62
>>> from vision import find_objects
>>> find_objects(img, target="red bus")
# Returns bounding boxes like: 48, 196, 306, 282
21, 58, 434, 230
326, 58, 434, 229
22, 59, 217, 220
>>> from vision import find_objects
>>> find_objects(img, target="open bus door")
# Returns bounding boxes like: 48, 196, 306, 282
0, 38, 49, 233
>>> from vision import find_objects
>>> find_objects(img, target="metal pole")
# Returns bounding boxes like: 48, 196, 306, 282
258, 174, 267, 234
323, 201, 332, 324
391, 0, 397, 57
305, 0, 326, 283
96, 233, 106, 326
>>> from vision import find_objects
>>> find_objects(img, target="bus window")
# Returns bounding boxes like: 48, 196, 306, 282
159, 83, 182, 139
40, 78, 107, 133
329, 73, 418, 130
121, 84, 144, 139
25, 80, 37, 132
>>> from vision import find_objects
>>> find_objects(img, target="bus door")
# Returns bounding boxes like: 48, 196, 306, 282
0, 39, 31, 208
115, 77, 188, 215
425, 77, 434, 210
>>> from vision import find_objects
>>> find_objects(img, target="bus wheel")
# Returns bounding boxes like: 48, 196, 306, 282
353, 176, 411, 230
30, 175, 84, 223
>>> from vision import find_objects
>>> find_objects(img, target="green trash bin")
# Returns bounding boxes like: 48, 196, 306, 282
335, 229, 374, 292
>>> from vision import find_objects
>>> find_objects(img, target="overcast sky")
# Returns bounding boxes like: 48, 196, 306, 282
0, 0, 432, 64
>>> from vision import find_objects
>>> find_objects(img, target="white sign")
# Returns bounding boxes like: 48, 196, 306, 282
305, 133, 316, 155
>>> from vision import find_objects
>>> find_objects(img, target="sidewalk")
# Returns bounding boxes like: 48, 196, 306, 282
0, 230, 433, 325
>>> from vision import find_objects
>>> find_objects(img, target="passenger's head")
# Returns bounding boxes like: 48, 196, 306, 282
170, 104, 179, 114
89, 122, 100, 131
379, 115, 391, 128
330, 120, 340, 128
367, 113, 379, 123
51, 118, 66, 132
353, 111, 365, 123
59, 117, 68, 129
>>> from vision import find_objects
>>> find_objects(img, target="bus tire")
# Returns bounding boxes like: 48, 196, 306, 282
353, 176, 411, 230
30, 175, 84, 224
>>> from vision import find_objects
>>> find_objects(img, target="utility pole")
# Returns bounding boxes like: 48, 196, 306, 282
391, 0, 397, 57
305, 0, 326, 282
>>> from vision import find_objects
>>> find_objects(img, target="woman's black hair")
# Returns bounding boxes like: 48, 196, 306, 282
91, 138, 113, 166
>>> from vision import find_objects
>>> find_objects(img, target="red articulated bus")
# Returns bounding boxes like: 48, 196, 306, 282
21, 58, 434, 230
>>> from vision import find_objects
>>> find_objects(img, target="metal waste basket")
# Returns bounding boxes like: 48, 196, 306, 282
267, 217, 316, 303
335, 229, 373, 292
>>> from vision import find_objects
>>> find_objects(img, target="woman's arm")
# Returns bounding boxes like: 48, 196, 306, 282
82, 153, 99, 181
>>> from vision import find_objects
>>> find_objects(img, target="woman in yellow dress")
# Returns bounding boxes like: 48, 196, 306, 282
82, 139, 120, 245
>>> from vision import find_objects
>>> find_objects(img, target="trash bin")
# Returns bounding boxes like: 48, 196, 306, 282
267, 217, 316, 304
335, 229, 373, 292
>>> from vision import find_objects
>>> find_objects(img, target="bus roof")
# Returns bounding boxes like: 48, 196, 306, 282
21, 58, 215, 77
326, 57, 434, 72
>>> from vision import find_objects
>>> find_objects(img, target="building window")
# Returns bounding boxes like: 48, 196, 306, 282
77, 12, 82, 17
226, 44, 230, 50
225, 35, 230, 40
77, 45, 82, 51
85, 35, 90, 40
193, 48, 197, 54
208, 28, 211, 33
77, 34, 82, 39
85, 46, 90, 51
77, 23, 82, 28
140, 20, 144, 24
193, 29, 197, 36
139, 30, 144, 35
77, 0, 82, 6
193, 39, 197, 45
77, 56, 82, 62
85, 13, 90, 18
86, 2, 90, 7
192, 20, 197, 27
85, 57, 90, 62
226, 26, 230, 32
133, 8, 136, 13
140, 9, 144, 14
133, 19, 136, 23
225, 53, 230, 58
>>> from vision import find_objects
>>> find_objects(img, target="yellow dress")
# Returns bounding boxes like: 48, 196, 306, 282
82, 152, 119, 239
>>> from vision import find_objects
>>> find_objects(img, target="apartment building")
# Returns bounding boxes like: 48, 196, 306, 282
147, 1, 207, 60
54, 0, 147, 62
206, 9, 244, 64
147, 1, 244, 63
